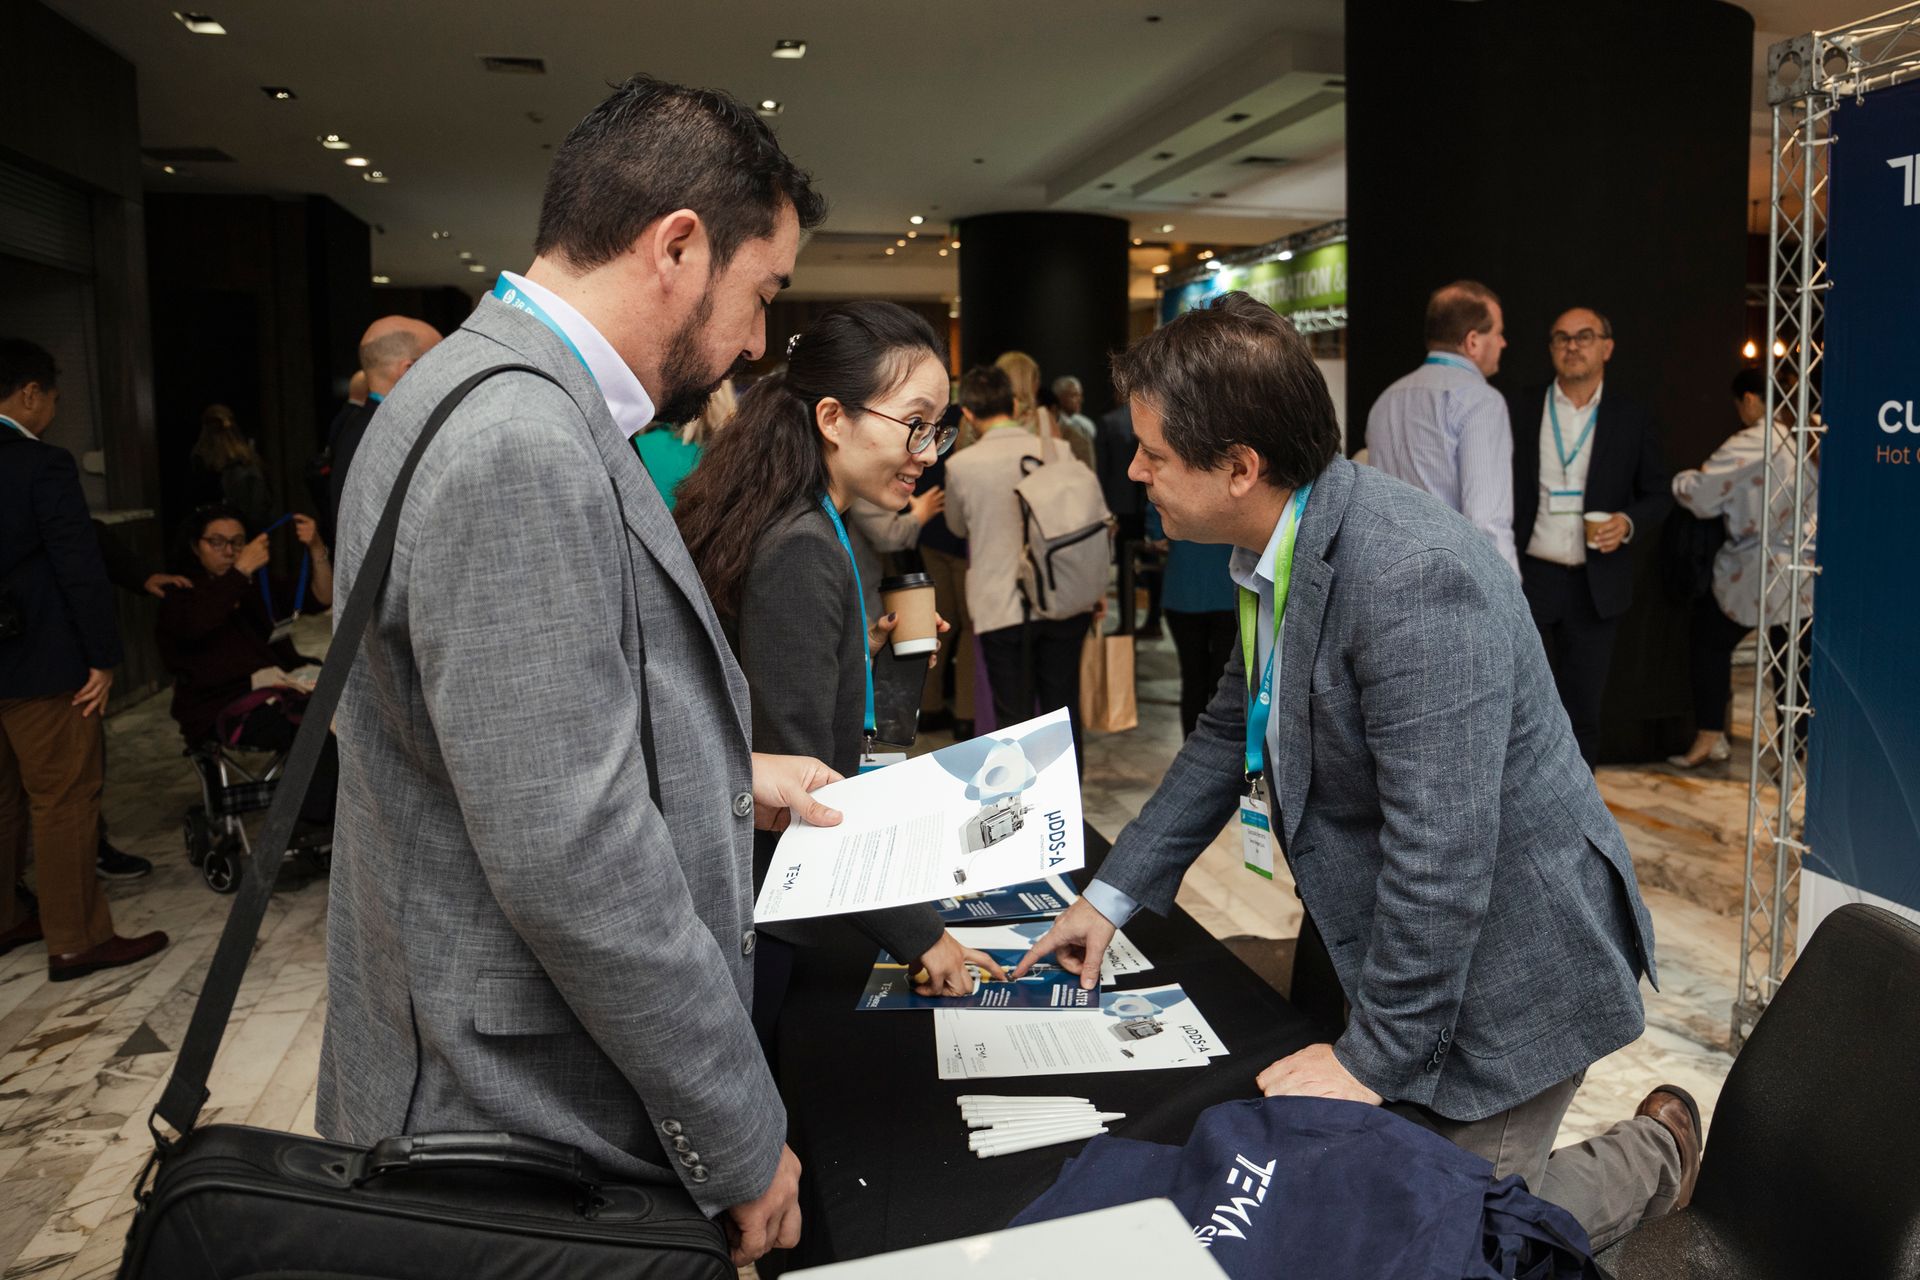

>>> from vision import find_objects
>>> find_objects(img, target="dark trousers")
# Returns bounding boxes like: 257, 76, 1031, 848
1165, 608, 1236, 739
1687, 596, 1751, 733
1522, 557, 1619, 766
978, 615, 1092, 776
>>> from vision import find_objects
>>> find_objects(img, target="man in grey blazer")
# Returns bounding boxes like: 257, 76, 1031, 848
1014, 293, 1701, 1252
317, 76, 835, 1266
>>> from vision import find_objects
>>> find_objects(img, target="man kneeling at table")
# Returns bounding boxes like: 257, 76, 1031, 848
1014, 292, 1699, 1254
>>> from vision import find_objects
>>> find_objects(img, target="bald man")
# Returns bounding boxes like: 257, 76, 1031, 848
329, 316, 442, 530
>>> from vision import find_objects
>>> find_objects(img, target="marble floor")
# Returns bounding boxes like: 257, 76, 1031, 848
0, 617, 1757, 1276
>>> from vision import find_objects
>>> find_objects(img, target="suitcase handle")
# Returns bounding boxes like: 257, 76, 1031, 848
351, 1132, 603, 1192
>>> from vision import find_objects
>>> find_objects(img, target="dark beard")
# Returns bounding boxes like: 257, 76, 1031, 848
653, 294, 736, 425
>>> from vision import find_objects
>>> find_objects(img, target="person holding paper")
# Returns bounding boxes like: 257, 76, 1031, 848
675, 301, 1009, 1034
1013, 293, 1699, 1253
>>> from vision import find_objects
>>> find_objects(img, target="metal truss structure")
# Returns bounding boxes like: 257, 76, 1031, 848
1735, 4, 1920, 1049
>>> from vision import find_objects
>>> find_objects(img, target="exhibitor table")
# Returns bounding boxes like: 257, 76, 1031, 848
771, 825, 1321, 1270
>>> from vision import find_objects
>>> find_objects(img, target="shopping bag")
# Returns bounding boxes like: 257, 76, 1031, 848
1080, 625, 1138, 733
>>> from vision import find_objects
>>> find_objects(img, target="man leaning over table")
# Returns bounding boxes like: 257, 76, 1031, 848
1013, 292, 1701, 1253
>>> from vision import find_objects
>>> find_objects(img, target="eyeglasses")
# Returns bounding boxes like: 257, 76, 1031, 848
862, 404, 960, 457
1549, 329, 1609, 349
200, 535, 247, 552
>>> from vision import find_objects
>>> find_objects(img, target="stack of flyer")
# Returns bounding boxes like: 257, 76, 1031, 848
852, 873, 1228, 1079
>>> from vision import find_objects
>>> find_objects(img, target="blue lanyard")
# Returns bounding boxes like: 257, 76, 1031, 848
1239, 483, 1313, 783
818, 496, 877, 744
1422, 353, 1477, 373
492, 275, 598, 386
1547, 393, 1597, 471
256, 514, 309, 622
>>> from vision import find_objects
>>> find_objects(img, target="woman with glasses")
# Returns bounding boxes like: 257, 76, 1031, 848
156, 503, 338, 822
676, 301, 1005, 1051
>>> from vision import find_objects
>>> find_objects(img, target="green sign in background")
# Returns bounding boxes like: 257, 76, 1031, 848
1160, 240, 1348, 326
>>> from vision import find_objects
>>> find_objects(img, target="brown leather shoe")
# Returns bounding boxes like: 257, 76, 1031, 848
0, 913, 43, 957
48, 930, 170, 983
1636, 1084, 1704, 1209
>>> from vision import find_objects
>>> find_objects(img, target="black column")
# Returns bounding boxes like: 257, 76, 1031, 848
956, 212, 1131, 416
1347, 0, 1753, 763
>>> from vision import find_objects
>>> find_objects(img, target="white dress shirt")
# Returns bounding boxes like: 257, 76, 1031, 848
1526, 380, 1603, 566
497, 271, 656, 441
0, 414, 32, 439
1365, 352, 1518, 573
1084, 502, 1294, 930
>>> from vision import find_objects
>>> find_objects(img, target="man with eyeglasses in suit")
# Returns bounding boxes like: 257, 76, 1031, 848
1508, 309, 1671, 765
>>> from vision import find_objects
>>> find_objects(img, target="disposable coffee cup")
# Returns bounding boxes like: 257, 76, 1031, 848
1583, 512, 1610, 550
879, 573, 938, 656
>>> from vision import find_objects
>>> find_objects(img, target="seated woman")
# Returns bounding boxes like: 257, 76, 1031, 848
676, 302, 1006, 1048
156, 503, 337, 823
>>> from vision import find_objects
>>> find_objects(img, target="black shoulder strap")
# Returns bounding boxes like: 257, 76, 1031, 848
155, 364, 561, 1137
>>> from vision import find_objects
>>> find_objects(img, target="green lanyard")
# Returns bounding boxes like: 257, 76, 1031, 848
1238, 483, 1313, 782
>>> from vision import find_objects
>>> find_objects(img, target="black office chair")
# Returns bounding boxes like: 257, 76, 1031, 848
1597, 903, 1920, 1279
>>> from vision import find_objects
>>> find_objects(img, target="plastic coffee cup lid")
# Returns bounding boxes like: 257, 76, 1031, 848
879, 573, 934, 592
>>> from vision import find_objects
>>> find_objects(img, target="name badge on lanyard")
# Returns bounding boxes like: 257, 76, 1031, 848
1548, 489, 1585, 515
818, 495, 878, 757
1547, 395, 1596, 519
1238, 483, 1312, 880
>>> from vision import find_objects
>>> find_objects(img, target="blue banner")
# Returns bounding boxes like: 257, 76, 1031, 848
1803, 77, 1920, 928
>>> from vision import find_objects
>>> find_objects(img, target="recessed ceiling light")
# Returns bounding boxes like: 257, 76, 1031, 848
261, 86, 296, 101
1132, 237, 1143, 246
1097, 182, 1116, 190
1224, 112, 1251, 123
907, 231, 917, 239
909, 215, 925, 225
896, 239, 906, 247
371, 274, 391, 284
162, 164, 178, 175
756, 100, 783, 115
1277, 249, 1294, 262
362, 170, 390, 184
1204, 260, 1222, 271
344, 156, 370, 167
430, 230, 452, 240
318, 134, 350, 150
938, 248, 949, 257
172, 11, 226, 35
1158, 223, 1175, 233
1196, 250, 1214, 260
458, 251, 474, 261
772, 39, 807, 59
1152, 151, 1175, 161
468, 263, 488, 273
951, 240, 961, 249
1151, 263, 1170, 275
884, 247, 896, 256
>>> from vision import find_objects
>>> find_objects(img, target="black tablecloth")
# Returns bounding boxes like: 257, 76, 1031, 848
771, 824, 1321, 1269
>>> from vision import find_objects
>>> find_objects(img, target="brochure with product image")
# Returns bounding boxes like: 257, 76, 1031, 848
935, 983, 1228, 1079
855, 922, 1153, 1011
754, 708, 1085, 925
935, 875, 1078, 923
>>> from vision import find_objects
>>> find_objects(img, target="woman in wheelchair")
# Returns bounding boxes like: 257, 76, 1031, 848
157, 504, 337, 827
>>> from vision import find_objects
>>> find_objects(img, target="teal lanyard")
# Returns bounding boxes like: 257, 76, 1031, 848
492, 275, 598, 386
0, 414, 30, 439
1547, 393, 1597, 471
1237, 483, 1313, 783
818, 496, 877, 746
1422, 353, 1476, 373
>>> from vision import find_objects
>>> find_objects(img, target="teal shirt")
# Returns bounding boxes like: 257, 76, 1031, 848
632, 429, 702, 511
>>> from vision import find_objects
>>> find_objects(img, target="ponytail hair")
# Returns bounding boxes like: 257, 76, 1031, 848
675, 300, 946, 619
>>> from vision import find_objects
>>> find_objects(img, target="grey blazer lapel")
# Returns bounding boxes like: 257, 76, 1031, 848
463, 299, 752, 733
1272, 458, 1352, 850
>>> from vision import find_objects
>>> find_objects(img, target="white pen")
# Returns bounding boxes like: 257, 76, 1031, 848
962, 1104, 1101, 1121
956, 1095, 1092, 1105
974, 1125, 1108, 1158
968, 1115, 1126, 1145
963, 1108, 1105, 1128
960, 1099, 1102, 1114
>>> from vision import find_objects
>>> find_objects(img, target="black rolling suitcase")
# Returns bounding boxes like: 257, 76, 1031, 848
118, 367, 734, 1280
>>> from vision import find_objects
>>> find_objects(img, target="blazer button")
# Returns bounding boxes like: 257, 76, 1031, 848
742, 931, 757, 957
661, 1119, 684, 1137
679, 1151, 700, 1169
691, 1166, 710, 1184
732, 792, 753, 818
672, 1136, 691, 1153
